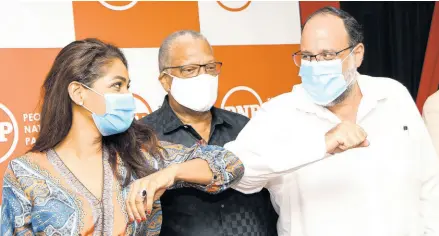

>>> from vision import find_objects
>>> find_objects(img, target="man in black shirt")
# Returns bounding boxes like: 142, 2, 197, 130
140, 30, 278, 236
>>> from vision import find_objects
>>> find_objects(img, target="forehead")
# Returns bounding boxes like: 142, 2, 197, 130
300, 14, 350, 53
99, 59, 129, 80
168, 35, 214, 66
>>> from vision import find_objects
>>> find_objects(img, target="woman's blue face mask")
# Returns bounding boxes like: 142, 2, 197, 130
80, 83, 136, 136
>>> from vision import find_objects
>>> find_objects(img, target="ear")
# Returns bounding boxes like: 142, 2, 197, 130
353, 43, 365, 68
159, 72, 172, 93
68, 82, 85, 106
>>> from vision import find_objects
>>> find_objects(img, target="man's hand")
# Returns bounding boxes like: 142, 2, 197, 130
325, 121, 370, 154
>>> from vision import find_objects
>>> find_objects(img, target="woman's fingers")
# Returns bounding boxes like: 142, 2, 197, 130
135, 181, 148, 220
127, 180, 142, 222
125, 182, 135, 222
126, 168, 176, 224
144, 181, 158, 215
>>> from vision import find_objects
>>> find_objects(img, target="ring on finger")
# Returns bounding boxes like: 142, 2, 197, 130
138, 189, 147, 198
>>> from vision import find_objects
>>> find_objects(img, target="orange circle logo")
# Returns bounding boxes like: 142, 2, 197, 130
221, 86, 262, 118
0, 103, 19, 163
133, 93, 152, 120
99, 1, 137, 11
217, 1, 251, 12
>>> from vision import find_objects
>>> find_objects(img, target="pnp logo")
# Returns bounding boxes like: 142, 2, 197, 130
221, 86, 263, 118
133, 93, 152, 120
217, 1, 251, 12
98, 1, 138, 11
0, 104, 19, 163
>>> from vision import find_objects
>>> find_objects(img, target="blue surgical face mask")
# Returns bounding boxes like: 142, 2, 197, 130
298, 51, 355, 106
80, 84, 136, 136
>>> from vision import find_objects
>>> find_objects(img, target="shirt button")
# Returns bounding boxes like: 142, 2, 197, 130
221, 204, 224, 208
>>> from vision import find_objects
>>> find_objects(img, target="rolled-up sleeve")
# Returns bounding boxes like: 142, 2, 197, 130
154, 141, 244, 194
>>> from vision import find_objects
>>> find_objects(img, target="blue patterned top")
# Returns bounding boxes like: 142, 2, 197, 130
1, 141, 244, 235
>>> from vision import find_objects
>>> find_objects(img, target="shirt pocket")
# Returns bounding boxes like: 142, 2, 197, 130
372, 121, 411, 155
371, 122, 418, 185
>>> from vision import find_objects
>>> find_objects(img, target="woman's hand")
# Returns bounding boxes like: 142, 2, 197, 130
126, 164, 180, 223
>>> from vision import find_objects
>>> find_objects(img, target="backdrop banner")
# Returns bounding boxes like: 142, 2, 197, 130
0, 1, 304, 197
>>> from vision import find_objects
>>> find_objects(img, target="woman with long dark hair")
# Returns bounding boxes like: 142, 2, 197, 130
0, 38, 244, 235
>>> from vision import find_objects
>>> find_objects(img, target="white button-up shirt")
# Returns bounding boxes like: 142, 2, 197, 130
225, 74, 439, 236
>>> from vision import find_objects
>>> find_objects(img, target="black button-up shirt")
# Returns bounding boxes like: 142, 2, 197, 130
141, 96, 278, 236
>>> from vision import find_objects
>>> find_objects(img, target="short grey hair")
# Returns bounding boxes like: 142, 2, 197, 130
158, 30, 209, 72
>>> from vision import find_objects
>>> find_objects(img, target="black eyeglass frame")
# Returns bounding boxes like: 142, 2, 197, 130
292, 45, 355, 66
161, 62, 223, 78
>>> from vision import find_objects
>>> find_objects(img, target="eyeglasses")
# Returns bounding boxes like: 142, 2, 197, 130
292, 46, 354, 67
162, 62, 223, 78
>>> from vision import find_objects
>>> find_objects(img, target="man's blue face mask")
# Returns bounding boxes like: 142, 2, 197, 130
298, 49, 356, 106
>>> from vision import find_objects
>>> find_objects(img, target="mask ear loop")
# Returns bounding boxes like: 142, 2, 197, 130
81, 83, 104, 96
344, 70, 358, 89
341, 46, 358, 87
77, 83, 104, 114
341, 46, 356, 64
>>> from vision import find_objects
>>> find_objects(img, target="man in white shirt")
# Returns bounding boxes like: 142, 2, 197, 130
225, 6, 439, 236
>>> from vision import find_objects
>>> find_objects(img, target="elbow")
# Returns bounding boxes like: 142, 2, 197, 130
207, 154, 245, 194
221, 153, 246, 189
229, 158, 245, 186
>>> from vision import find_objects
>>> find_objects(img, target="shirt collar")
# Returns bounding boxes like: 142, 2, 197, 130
160, 95, 231, 134
292, 73, 389, 114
